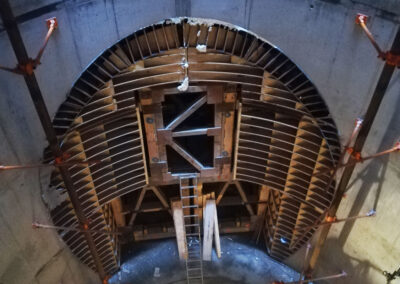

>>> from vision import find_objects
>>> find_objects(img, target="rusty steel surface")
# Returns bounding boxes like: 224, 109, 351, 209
46, 18, 340, 271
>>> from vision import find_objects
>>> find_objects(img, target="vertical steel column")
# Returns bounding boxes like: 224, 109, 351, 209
305, 26, 400, 275
0, 0, 106, 280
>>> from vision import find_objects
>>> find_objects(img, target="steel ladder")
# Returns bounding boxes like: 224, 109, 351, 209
179, 174, 204, 284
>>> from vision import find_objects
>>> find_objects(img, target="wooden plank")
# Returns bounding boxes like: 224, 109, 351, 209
140, 90, 167, 181
128, 219, 255, 241
111, 197, 125, 227
143, 111, 160, 160
232, 103, 242, 179
211, 86, 223, 177
213, 200, 221, 258
257, 186, 270, 216
134, 231, 175, 241
197, 181, 203, 220
136, 107, 149, 184
254, 186, 269, 243
203, 199, 216, 261
140, 91, 160, 168
221, 86, 236, 176
172, 200, 187, 260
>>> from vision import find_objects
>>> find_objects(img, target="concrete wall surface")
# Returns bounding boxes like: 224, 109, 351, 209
0, 126, 99, 284
0, 0, 399, 283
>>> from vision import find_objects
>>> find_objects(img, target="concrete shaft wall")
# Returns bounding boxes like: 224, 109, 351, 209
0, 1, 399, 283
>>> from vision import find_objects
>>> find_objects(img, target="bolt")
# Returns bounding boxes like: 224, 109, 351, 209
146, 117, 154, 124
222, 151, 228, 157
225, 112, 231, 118
152, 157, 159, 162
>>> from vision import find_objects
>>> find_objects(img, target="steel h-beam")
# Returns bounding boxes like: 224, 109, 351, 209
305, 25, 400, 276
0, 0, 106, 280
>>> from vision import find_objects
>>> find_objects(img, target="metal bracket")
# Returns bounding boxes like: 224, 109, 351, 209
356, 13, 400, 67
0, 17, 58, 75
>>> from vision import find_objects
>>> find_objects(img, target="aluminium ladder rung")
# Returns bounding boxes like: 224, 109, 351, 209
188, 249, 201, 253
184, 214, 199, 218
187, 265, 202, 268
182, 205, 198, 209
186, 233, 200, 236
181, 185, 197, 189
185, 224, 200, 227
187, 263, 202, 267
181, 195, 198, 199
187, 259, 202, 263
179, 175, 203, 284
187, 264, 202, 268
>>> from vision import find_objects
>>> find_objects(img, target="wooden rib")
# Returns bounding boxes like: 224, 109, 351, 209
48, 19, 341, 267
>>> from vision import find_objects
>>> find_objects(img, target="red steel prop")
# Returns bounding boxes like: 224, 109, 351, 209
32, 222, 121, 235
290, 118, 363, 249
293, 210, 376, 234
356, 13, 400, 67
0, 159, 100, 171
0, 17, 58, 75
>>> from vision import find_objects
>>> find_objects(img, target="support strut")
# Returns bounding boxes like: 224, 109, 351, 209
0, 159, 100, 171
304, 23, 400, 277
313, 141, 400, 177
0, 0, 106, 281
275, 271, 347, 284
32, 222, 122, 235
356, 13, 400, 67
0, 16, 57, 75
293, 210, 376, 234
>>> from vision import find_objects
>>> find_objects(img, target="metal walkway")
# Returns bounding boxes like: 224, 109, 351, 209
179, 174, 204, 284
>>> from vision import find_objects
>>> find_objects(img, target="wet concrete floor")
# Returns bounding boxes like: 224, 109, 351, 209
109, 234, 299, 284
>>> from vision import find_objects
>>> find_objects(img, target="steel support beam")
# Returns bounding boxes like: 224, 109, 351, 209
305, 26, 400, 276
0, 1, 106, 280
